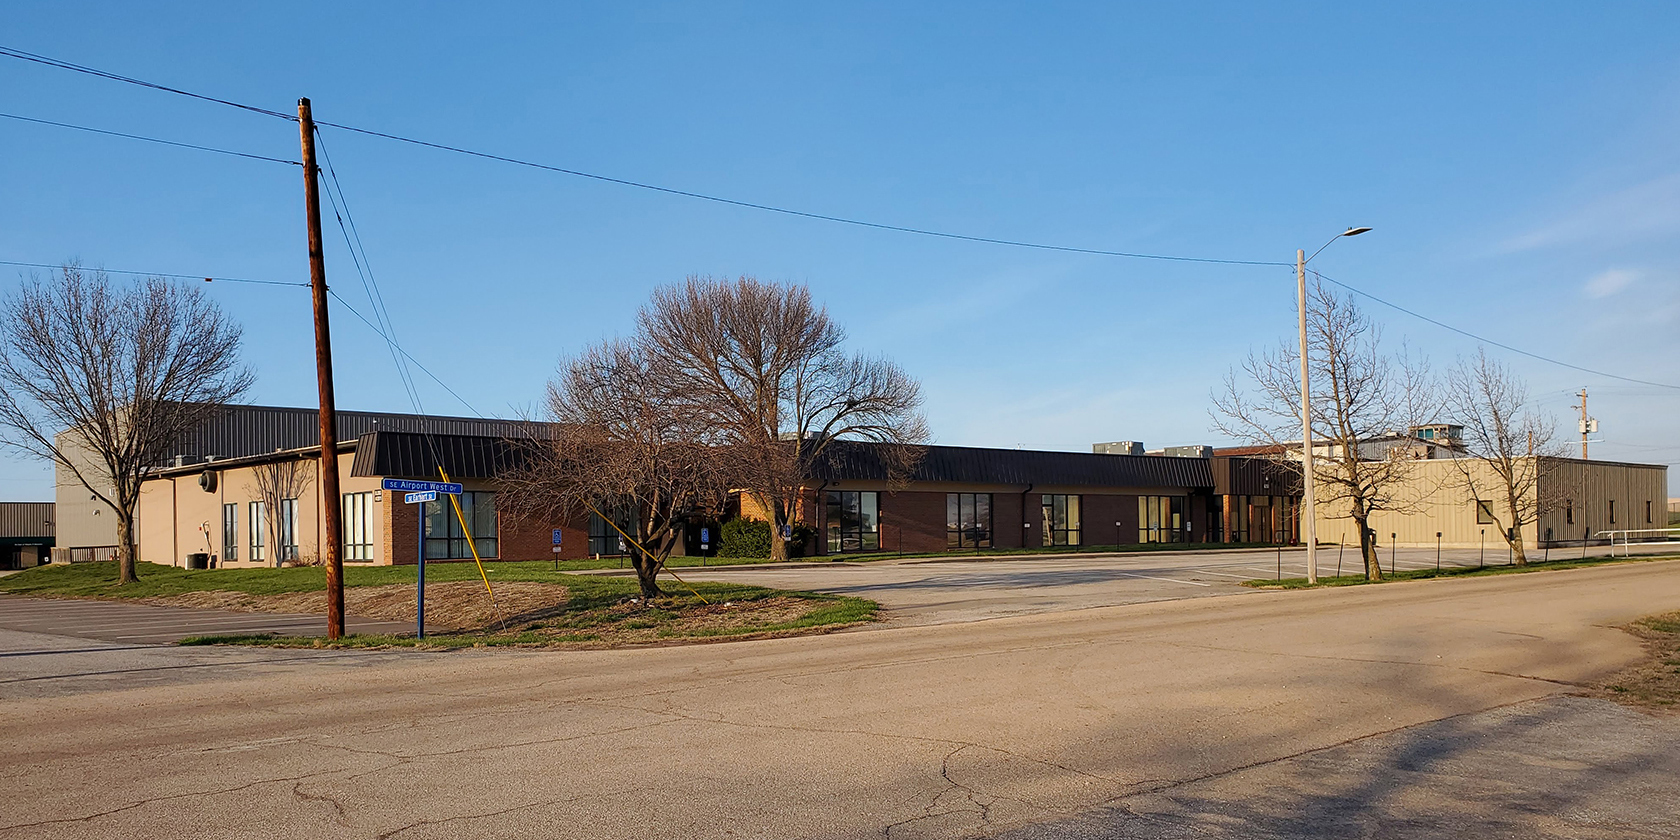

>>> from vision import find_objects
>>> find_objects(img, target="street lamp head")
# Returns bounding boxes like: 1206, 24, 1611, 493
1342, 226, 1372, 237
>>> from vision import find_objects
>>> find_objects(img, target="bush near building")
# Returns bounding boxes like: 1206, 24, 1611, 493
719, 518, 772, 558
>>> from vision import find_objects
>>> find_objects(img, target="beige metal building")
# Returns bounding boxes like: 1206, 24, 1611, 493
1311, 456, 1669, 550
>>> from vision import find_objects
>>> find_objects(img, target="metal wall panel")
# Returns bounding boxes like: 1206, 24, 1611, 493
0, 502, 55, 538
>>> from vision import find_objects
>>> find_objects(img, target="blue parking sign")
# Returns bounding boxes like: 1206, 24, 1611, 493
552, 529, 563, 546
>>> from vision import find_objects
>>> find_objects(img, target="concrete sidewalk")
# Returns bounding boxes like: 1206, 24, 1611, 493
0, 595, 414, 644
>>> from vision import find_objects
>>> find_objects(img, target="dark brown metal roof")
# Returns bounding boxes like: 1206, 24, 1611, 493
350, 431, 533, 480
812, 440, 1216, 489
160, 405, 551, 468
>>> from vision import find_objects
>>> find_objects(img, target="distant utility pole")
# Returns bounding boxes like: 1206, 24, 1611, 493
298, 98, 345, 639
1574, 387, 1595, 460
1297, 247, 1316, 584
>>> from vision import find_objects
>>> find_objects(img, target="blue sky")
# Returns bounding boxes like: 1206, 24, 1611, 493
2, 2, 1678, 499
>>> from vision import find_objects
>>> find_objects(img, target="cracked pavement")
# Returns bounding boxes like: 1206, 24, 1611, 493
3, 560, 1680, 838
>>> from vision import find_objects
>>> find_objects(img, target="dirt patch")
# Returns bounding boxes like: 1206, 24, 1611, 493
515, 595, 856, 647
145, 581, 569, 631
1595, 611, 1680, 713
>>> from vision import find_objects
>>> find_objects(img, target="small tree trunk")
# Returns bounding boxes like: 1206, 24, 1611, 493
1509, 528, 1528, 566
115, 507, 139, 584
1353, 509, 1382, 581
768, 498, 789, 562
631, 551, 665, 598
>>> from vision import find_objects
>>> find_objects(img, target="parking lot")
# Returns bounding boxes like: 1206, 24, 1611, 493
679, 543, 1680, 625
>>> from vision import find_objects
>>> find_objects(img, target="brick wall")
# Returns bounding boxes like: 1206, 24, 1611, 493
881, 491, 947, 554
499, 507, 591, 561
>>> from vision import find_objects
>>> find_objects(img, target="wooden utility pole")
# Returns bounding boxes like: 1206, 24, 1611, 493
1296, 247, 1317, 583
298, 98, 345, 638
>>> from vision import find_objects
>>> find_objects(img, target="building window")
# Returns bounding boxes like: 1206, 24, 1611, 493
1565, 499, 1573, 525
278, 498, 300, 563
588, 508, 633, 556
425, 491, 497, 559
1041, 494, 1081, 546
946, 493, 992, 549
1647, 500, 1654, 524
342, 492, 374, 562
827, 490, 879, 552
1138, 496, 1187, 543
1475, 501, 1495, 525
1609, 499, 1617, 525
222, 503, 238, 563
249, 501, 266, 564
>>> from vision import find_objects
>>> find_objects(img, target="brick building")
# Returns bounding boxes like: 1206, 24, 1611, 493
95, 405, 1303, 569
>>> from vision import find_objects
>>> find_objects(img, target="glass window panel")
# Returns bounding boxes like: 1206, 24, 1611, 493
974, 494, 991, 547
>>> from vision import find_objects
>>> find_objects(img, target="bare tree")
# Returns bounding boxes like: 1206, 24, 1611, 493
1214, 283, 1435, 580
0, 266, 252, 583
505, 340, 733, 598
247, 458, 314, 567
1444, 348, 1564, 565
638, 276, 928, 559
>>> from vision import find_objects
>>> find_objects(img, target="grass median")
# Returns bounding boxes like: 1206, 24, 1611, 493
1243, 551, 1680, 589
0, 560, 878, 648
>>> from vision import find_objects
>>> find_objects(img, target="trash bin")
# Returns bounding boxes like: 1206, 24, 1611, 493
186, 552, 210, 570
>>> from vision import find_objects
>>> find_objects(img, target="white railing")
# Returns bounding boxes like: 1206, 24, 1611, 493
1594, 528, 1680, 557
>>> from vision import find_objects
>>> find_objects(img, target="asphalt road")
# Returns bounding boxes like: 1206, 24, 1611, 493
678, 543, 1680, 625
3, 559, 1679, 839
0, 596, 414, 644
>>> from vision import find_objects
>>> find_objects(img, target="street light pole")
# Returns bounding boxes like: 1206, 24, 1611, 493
1297, 227, 1371, 585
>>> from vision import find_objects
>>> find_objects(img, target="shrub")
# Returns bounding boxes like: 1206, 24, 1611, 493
719, 518, 772, 558
787, 524, 819, 558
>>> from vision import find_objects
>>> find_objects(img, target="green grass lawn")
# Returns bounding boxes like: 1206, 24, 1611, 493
0, 560, 878, 649
1244, 551, 1680, 589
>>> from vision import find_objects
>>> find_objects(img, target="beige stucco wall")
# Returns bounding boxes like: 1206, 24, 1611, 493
1312, 456, 1668, 549
137, 451, 387, 567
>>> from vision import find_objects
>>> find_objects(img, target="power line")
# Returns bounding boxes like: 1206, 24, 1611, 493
1309, 268, 1680, 392
0, 259, 307, 287
0, 111, 298, 165
0, 45, 295, 120
313, 128, 429, 417
327, 289, 483, 417
0, 43, 1288, 267
312, 120, 1289, 266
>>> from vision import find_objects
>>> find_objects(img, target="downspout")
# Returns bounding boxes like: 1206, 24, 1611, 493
1021, 483, 1034, 549
170, 475, 179, 567
815, 480, 829, 555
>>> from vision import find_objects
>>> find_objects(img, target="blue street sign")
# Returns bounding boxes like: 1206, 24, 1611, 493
405, 491, 437, 504
700, 527, 710, 543
382, 478, 463, 495
552, 529, 563, 546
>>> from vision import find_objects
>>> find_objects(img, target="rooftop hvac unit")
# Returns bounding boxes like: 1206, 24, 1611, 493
1093, 441, 1144, 456
1162, 445, 1213, 459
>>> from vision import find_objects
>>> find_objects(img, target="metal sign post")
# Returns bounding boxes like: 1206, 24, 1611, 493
391, 482, 454, 640
552, 528, 563, 571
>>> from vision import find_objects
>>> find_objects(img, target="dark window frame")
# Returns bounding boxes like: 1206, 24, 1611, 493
342, 492, 374, 562
946, 493, 993, 549
425, 491, 498, 559
221, 503, 238, 563
249, 500, 266, 564
588, 508, 634, 556
1475, 501, 1495, 525
827, 490, 880, 553
1041, 494, 1081, 547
